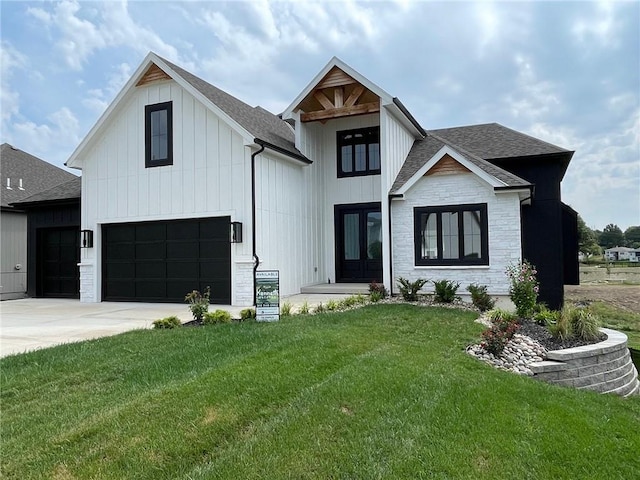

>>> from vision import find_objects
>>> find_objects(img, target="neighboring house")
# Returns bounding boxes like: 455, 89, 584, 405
11, 177, 81, 298
0, 144, 77, 300
65, 53, 577, 308
605, 246, 635, 262
629, 250, 640, 263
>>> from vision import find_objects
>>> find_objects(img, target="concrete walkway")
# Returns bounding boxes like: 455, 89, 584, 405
0, 294, 352, 358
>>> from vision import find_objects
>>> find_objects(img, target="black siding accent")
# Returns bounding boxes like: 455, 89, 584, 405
562, 204, 579, 285
24, 202, 80, 298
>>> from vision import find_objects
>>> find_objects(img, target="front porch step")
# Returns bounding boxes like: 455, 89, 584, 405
300, 283, 370, 295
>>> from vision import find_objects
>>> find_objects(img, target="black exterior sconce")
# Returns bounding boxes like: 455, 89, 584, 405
81, 229, 94, 248
230, 222, 243, 243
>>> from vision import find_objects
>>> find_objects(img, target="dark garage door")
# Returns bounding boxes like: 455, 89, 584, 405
102, 217, 231, 303
38, 227, 80, 298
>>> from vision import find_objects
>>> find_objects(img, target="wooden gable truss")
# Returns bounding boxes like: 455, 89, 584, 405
298, 66, 380, 122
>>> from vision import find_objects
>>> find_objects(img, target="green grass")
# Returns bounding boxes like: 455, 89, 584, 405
2, 304, 639, 479
588, 301, 640, 350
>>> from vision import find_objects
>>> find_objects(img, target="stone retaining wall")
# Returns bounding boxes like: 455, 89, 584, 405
530, 328, 639, 397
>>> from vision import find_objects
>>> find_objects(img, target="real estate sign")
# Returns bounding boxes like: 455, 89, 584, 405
256, 270, 280, 322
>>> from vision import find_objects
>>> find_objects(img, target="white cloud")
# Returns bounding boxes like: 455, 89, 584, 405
506, 55, 562, 120
82, 62, 132, 114
0, 42, 27, 123
26, 0, 187, 71
572, 0, 620, 48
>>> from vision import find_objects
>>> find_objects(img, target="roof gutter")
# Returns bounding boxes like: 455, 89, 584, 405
392, 98, 426, 137
254, 138, 312, 165
251, 143, 266, 307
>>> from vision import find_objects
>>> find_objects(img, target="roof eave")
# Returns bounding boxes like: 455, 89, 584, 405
254, 139, 312, 165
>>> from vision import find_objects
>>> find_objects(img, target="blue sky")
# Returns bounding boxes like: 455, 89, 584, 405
1, 0, 638, 231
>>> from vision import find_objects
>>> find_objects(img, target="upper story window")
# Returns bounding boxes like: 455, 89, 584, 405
337, 127, 380, 177
145, 101, 173, 168
414, 203, 489, 266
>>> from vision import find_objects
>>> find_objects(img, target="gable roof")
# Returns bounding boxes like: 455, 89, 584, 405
67, 53, 308, 168
1, 144, 77, 209
281, 57, 425, 137
11, 176, 81, 207
390, 133, 532, 194
429, 123, 571, 159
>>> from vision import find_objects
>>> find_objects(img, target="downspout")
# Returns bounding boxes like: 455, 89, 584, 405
251, 142, 266, 306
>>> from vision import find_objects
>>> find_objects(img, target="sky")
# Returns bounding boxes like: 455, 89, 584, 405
1, 0, 638, 231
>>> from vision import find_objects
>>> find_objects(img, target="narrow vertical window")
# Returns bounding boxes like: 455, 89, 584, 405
145, 101, 173, 167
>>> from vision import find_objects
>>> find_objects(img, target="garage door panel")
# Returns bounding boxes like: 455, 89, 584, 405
167, 241, 199, 259
103, 217, 230, 303
136, 224, 166, 241
136, 262, 166, 279
135, 242, 166, 260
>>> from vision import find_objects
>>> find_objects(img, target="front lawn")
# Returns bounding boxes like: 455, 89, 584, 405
588, 301, 640, 350
1, 304, 639, 479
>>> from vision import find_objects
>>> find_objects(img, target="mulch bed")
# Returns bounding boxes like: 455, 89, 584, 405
517, 319, 606, 351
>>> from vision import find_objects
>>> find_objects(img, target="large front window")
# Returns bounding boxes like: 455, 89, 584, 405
414, 204, 489, 266
145, 101, 173, 167
337, 127, 380, 177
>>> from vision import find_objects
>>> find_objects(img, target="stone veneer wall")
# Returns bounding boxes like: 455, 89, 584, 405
530, 328, 639, 397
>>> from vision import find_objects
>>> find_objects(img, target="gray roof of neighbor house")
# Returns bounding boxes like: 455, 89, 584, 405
1, 143, 78, 209
160, 57, 309, 163
12, 176, 81, 206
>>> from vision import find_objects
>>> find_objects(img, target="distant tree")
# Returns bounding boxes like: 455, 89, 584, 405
625, 226, 640, 248
577, 215, 600, 256
599, 224, 624, 249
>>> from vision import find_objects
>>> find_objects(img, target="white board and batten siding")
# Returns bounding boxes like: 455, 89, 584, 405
78, 79, 254, 303
392, 172, 522, 296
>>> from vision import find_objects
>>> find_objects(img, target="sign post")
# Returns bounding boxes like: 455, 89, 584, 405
255, 270, 280, 322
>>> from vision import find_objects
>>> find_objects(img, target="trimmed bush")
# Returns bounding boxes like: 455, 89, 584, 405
368, 281, 388, 300
240, 308, 256, 321
466, 284, 495, 312
433, 280, 460, 303
396, 277, 428, 301
152, 316, 182, 329
203, 309, 232, 325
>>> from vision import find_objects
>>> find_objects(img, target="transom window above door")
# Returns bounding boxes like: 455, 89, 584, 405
337, 127, 380, 177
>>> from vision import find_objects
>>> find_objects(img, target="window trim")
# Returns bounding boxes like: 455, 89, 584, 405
413, 203, 489, 266
145, 101, 173, 168
337, 126, 380, 178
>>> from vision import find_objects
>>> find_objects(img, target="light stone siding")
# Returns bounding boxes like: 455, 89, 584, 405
233, 261, 254, 306
391, 173, 522, 296
78, 263, 95, 303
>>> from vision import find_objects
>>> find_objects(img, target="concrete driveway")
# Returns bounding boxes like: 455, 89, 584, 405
0, 298, 199, 358
0, 294, 351, 358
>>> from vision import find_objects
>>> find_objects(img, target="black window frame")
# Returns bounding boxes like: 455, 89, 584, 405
414, 203, 489, 266
145, 101, 173, 168
337, 126, 380, 178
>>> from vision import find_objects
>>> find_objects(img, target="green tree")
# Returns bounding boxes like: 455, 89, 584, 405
599, 224, 624, 249
577, 215, 600, 256
624, 226, 640, 248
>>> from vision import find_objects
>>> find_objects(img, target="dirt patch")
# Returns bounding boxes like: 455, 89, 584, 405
565, 285, 640, 314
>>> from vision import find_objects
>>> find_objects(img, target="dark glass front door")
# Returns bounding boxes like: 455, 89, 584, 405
37, 227, 80, 298
335, 203, 382, 282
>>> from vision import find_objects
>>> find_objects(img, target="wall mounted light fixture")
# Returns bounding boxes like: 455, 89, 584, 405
230, 222, 243, 243
81, 229, 94, 248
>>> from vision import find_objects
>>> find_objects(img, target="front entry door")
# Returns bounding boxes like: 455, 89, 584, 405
335, 203, 383, 282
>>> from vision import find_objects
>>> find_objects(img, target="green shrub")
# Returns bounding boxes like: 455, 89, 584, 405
281, 301, 292, 316
506, 261, 539, 318
184, 287, 211, 321
466, 284, 495, 312
314, 303, 326, 314
563, 306, 600, 341
299, 301, 310, 315
325, 299, 339, 311
433, 280, 460, 303
488, 309, 517, 323
368, 281, 388, 300
481, 317, 519, 355
549, 313, 572, 342
203, 309, 232, 325
152, 316, 182, 329
240, 308, 256, 321
353, 293, 368, 305
396, 277, 428, 301
533, 305, 559, 326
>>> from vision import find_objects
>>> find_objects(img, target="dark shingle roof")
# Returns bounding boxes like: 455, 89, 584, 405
12, 176, 81, 206
428, 123, 570, 159
390, 132, 532, 194
159, 57, 307, 162
1, 144, 78, 208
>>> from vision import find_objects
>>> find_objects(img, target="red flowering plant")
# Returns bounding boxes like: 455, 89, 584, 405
506, 261, 539, 318
481, 312, 520, 355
